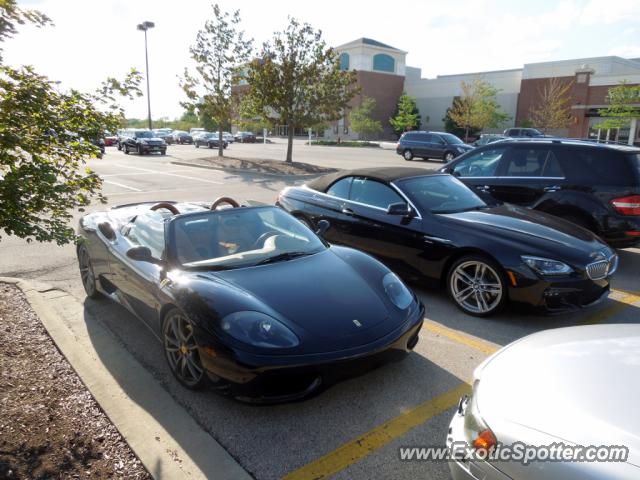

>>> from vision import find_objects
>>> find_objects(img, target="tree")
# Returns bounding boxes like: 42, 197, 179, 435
349, 96, 382, 140
181, 4, 252, 157
389, 94, 421, 137
244, 17, 358, 162
0, 1, 142, 245
443, 102, 480, 139
448, 79, 509, 141
596, 81, 640, 142
529, 78, 573, 133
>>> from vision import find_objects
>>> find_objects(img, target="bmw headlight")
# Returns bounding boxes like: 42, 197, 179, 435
220, 311, 299, 348
139, 139, 149, 144
521, 255, 573, 276
382, 272, 413, 309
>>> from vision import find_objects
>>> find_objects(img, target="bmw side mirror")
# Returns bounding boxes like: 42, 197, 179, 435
315, 219, 330, 236
126, 246, 161, 264
98, 222, 116, 241
387, 202, 412, 217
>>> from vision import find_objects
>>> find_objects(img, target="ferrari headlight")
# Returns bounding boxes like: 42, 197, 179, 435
382, 272, 413, 309
521, 255, 572, 276
220, 311, 299, 348
464, 380, 497, 452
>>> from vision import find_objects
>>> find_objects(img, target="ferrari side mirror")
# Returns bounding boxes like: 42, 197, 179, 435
315, 219, 330, 237
98, 222, 116, 241
126, 246, 161, 264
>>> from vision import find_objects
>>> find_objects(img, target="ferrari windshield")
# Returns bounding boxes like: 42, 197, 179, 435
397, 175, 488, 214
172, 207, 326, 269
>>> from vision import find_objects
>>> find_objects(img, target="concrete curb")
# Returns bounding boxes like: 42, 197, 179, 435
170, 160, 331, 179
0, 276, 252, 480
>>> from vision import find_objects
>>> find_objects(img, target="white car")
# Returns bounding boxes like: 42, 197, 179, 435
447, 324, 640, 480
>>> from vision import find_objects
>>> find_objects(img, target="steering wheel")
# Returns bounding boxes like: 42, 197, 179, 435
211, 197, 240, 210
150, 202, 180, 215
252, 231, 278, 249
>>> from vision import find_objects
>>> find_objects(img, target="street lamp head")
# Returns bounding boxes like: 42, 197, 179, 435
136, 21, 155, 31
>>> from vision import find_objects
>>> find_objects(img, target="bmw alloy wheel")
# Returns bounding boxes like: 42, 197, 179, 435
163, 310, 208, 389
444, 152, 454, 162
449, 259, 504, 316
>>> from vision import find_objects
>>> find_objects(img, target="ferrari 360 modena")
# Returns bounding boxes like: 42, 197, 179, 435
76, 198, 424, 402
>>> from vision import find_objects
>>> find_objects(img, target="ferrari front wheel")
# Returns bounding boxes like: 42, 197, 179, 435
162, 309, 210, 390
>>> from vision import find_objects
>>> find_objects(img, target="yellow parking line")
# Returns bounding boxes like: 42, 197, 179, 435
425, 322, 500, 355
581, 290, 640, 325
282, 382, 470, 480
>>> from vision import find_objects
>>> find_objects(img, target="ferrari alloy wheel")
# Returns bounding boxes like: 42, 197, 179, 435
78, 245, 101, 299
447, 256, 506, 317
163, 309, 210, 389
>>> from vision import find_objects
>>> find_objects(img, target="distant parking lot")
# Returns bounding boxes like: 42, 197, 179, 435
1, 147, 639, 480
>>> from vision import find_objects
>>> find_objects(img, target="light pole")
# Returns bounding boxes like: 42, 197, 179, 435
137, 21, 155, 130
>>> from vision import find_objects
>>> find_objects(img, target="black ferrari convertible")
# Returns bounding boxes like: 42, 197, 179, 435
277, 167, 618, 317
76, 198, 424, 402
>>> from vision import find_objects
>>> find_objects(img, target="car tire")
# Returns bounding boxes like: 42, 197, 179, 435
123, 145, 129, 154
403, 149, 413, 161
446, 254, 507, 317
162, 308, 211, 390
161, 149, 166, 155
444, 151, 455, 162
77, 245, 102, 300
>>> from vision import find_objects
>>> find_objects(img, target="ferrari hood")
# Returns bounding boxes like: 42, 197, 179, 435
210, 249, 398, 353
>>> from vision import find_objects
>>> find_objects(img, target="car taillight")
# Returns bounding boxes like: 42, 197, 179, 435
464, 381, 497, 452
611, 195, 640, 215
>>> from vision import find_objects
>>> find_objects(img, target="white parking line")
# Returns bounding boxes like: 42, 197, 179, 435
103, 180, 143, 192
101, 170, 194, 178
114, 164, 223, 185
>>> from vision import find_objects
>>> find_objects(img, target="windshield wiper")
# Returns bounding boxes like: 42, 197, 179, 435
255, 251, 311, 266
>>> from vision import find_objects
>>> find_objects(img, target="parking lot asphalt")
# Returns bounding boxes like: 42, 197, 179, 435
2, 146, 639, 480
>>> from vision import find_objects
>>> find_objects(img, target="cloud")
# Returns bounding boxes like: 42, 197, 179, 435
579, 0, 640, 25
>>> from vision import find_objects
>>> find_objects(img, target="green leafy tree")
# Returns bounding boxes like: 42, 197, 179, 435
443, 102, 480, 139
181, 4, 252, 157
529, 78, 573, 133
449, 79, 509, 141
349, 96, 382, 140
244, 17, 358, 162
389, 94, 421, 137
0, 1, 142, 245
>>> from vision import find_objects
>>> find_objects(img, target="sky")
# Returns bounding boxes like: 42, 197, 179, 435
6, 0, 640, 119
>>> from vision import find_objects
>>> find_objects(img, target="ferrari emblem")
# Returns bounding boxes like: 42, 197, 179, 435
352, 319, 362, 327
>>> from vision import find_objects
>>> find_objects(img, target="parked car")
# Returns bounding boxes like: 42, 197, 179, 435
171, 131, 193, 144
277, 167, 617, 317
441, 139, 640, 247
189, 127, 205, 138
396, 131, 474, 162
121, 129, 166, 155
153, 128, 174, 144
76, 199, 424, 402
116, 128, 135, 150
447, 324, 640, 480
223, 131, 234, 143
194, 132, 228, 149
473, 134, 507, 146
503, 127, 545, 138
234, 131, 257, 143
104, 132, 118, 147
90, 138, 105, 157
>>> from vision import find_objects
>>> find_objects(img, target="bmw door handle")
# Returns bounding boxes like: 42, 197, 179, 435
341, 207, 355, 216
543, 185, 561, 192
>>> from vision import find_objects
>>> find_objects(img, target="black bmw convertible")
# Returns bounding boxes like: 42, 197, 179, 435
76, 198, 424, 402
277, 167, 618, 317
